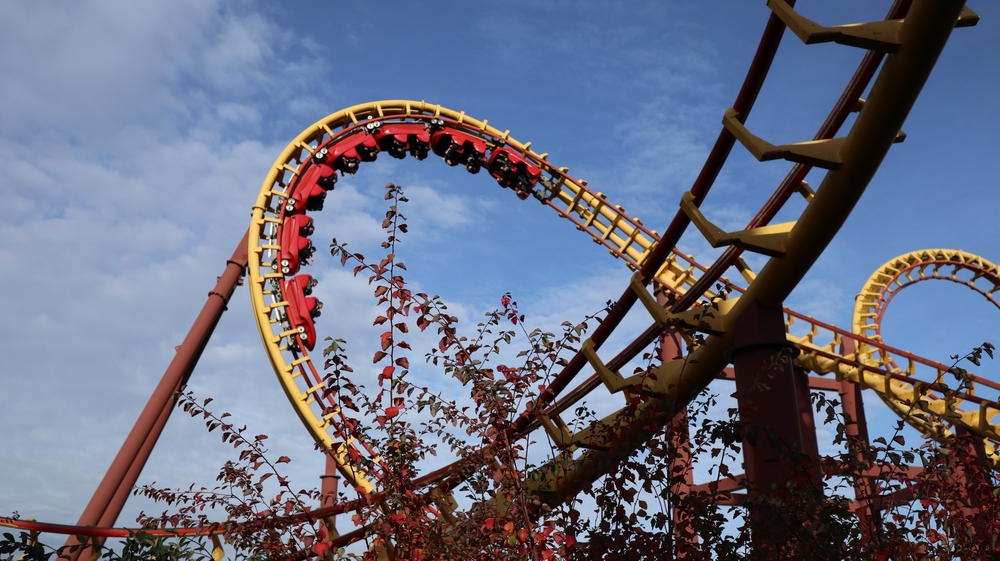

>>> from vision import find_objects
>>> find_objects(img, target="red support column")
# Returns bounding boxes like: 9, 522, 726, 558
65, 230, 250, 559
657, 311, 697, 557
950, 425, 996, 560
667, 408, 696, 557
320, 453, 341, 540
793, 367, 820, 467
838, 337, 881, 539
320, 452, 341, 509
729, 299, 818, 558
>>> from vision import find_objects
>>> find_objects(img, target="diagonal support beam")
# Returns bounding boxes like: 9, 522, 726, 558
65, 230, 250, 560
723, 108, 846, 169
680, 191, 794, 257
768, 0, 904, 52
723, 109, 906, 171
768, 0, 979, 52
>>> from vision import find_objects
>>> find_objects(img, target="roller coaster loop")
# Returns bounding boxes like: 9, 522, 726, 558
3, 0, 993, 559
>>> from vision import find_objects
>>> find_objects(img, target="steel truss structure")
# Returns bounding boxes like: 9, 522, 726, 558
4, 0, 997, 558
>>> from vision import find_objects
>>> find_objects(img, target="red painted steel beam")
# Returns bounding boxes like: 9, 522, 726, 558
794, 367, 821, 468
64, 230, 250, 558
731, 299, 823, 556
731, 300, 813, 489
837, 338, 882, 539
659, 319, 698, 558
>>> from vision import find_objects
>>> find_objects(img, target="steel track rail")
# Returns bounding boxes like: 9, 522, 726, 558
521, 0, 972, 508
11, 2, 985, 555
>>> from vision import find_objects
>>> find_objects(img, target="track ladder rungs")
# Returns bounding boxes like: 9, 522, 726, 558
723, 108, 845, 170
581, 338, 639, 394
769, 0, 978, 52
680, 191, 793, 257
538, 410, 577, 450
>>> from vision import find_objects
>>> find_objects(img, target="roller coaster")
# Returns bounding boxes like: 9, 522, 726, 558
3, 0, 997, 558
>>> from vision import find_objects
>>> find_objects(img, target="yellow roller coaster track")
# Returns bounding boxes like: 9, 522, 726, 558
246, 100, 712, 496
847, 249, 1000, 446
243, 0, 988, 541
1, 0, 988, 554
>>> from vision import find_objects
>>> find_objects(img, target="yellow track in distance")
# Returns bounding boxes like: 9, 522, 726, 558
851, 250, 1000, 450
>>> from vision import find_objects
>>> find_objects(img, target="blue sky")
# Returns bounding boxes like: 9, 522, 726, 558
1, 0, 998, 538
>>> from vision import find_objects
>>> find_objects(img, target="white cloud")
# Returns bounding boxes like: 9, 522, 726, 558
0, 0, 332, 527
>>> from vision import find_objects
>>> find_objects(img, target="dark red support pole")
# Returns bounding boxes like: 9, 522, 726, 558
320, 453, 341, 509
838, 338, 881, 540
950, 425, 996, 560
793, 367, 821, 488
667, 408, 696, 557
65, 230, 250, 559
320, 453, 341, 539
729, 299, 818, 558
657, 308, 697, 558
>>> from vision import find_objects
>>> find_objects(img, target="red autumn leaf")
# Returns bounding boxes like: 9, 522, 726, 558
373, 351, 388, 363
395, 357, 409, 369
385, 406, 399, 418
380, 366, 395, 380
380, 332, 393, 351
373, 316, 388, 326
374, 285, 388, 298
484, 517, 495, 530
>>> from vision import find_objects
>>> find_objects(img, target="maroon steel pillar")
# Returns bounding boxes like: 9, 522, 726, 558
657, 310, 697, 557
793, 366, 822, 489
729, 299, 818, 557
65, 230, 250, 559
838, 337, 880, 539
320, 453, 341, 540
320, 453, 341, 509
950, 425, 995, 559
667, 408, 696, 557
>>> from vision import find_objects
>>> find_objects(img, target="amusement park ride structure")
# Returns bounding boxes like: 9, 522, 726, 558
3, 0, 999, 557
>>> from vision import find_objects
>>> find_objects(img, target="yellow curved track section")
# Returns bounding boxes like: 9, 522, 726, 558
247, 100, 710, 495
854, 249, 1000, 341
251, 98, 1000, 502
848, 249, 1000, 449
766, 250, 1000, 465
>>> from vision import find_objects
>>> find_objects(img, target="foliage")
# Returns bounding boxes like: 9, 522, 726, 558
1, 526, 218, 561
6, 184, 998, 560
